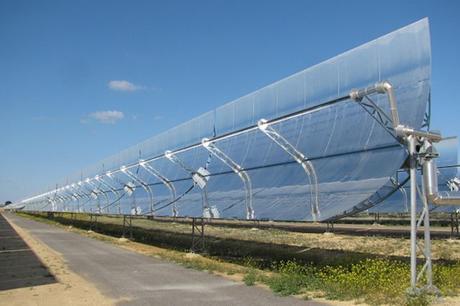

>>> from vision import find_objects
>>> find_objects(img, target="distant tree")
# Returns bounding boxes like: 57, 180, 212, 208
3, 201, 12, 206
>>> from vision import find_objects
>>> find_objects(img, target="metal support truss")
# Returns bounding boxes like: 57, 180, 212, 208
139, 160, 178, 217
89, 213, 98, 232
120, 166, 155, 216
353, 94, 397, 140
202, 138, 255, 220
122, 214, 133, 239
257, 118, 320, 221
351, 82, 452, 295
165, 150, 212, 218
95, 175, 122, 214
407, 135, 439, 295
191, 217, 206, 253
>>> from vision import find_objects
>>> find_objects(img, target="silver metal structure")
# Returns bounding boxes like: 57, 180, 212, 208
351, 82, 460, 294
86, 179, 110, 212
139, 159, 178, 217
257, 119, 320, 221
164, 150, 212, 218
120, 166, 155, 215
201, 138, 255, 220
95, 175, 122, 214
81, 179, 101, 214
13, 18, 460, 294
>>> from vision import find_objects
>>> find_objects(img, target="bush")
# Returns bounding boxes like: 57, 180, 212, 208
268, 260, 320, 296
319, 259, 410, 304
243, 269, 257, 286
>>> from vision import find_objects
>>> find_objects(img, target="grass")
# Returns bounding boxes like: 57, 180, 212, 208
16, 211, 460, 305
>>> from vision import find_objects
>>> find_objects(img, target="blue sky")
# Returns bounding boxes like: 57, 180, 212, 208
1, 0, 459, 202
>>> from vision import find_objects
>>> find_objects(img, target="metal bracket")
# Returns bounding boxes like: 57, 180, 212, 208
165, 150, 212, 218
120, 166, 155, 216
139, 159, 178, 217
202, 138, 255, 219
257, 119, 320, 221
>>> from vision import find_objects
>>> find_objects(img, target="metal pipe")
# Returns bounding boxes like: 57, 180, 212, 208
409, 135, 417, 290
395, 126, 442, 142
350, 81, 399, 128
423, 157, 460, 205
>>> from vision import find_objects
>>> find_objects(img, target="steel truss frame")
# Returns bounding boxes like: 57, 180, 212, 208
350, 82, 453, 295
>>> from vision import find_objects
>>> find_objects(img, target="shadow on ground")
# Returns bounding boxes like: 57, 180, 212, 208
0, 213, 56, 291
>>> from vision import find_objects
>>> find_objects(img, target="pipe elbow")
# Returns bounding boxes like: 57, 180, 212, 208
382, 81, 393, 91
374, 81, 393, 94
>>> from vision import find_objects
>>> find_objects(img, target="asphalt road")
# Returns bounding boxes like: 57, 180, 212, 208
5, 213, 325, 306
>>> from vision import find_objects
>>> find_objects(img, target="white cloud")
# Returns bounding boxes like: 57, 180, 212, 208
108, 80, 143, 92
88, 110, 125, 124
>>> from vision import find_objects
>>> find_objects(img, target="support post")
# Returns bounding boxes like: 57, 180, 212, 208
122, 215, 133, 239
408, 135, 418, 291
202, 138, 255, 219
191, 217, 206, 253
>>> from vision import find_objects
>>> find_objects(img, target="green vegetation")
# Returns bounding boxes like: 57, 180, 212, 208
17, 212, 460, 305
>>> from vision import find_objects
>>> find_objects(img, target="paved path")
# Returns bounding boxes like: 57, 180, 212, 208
5, 213, 325, 306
